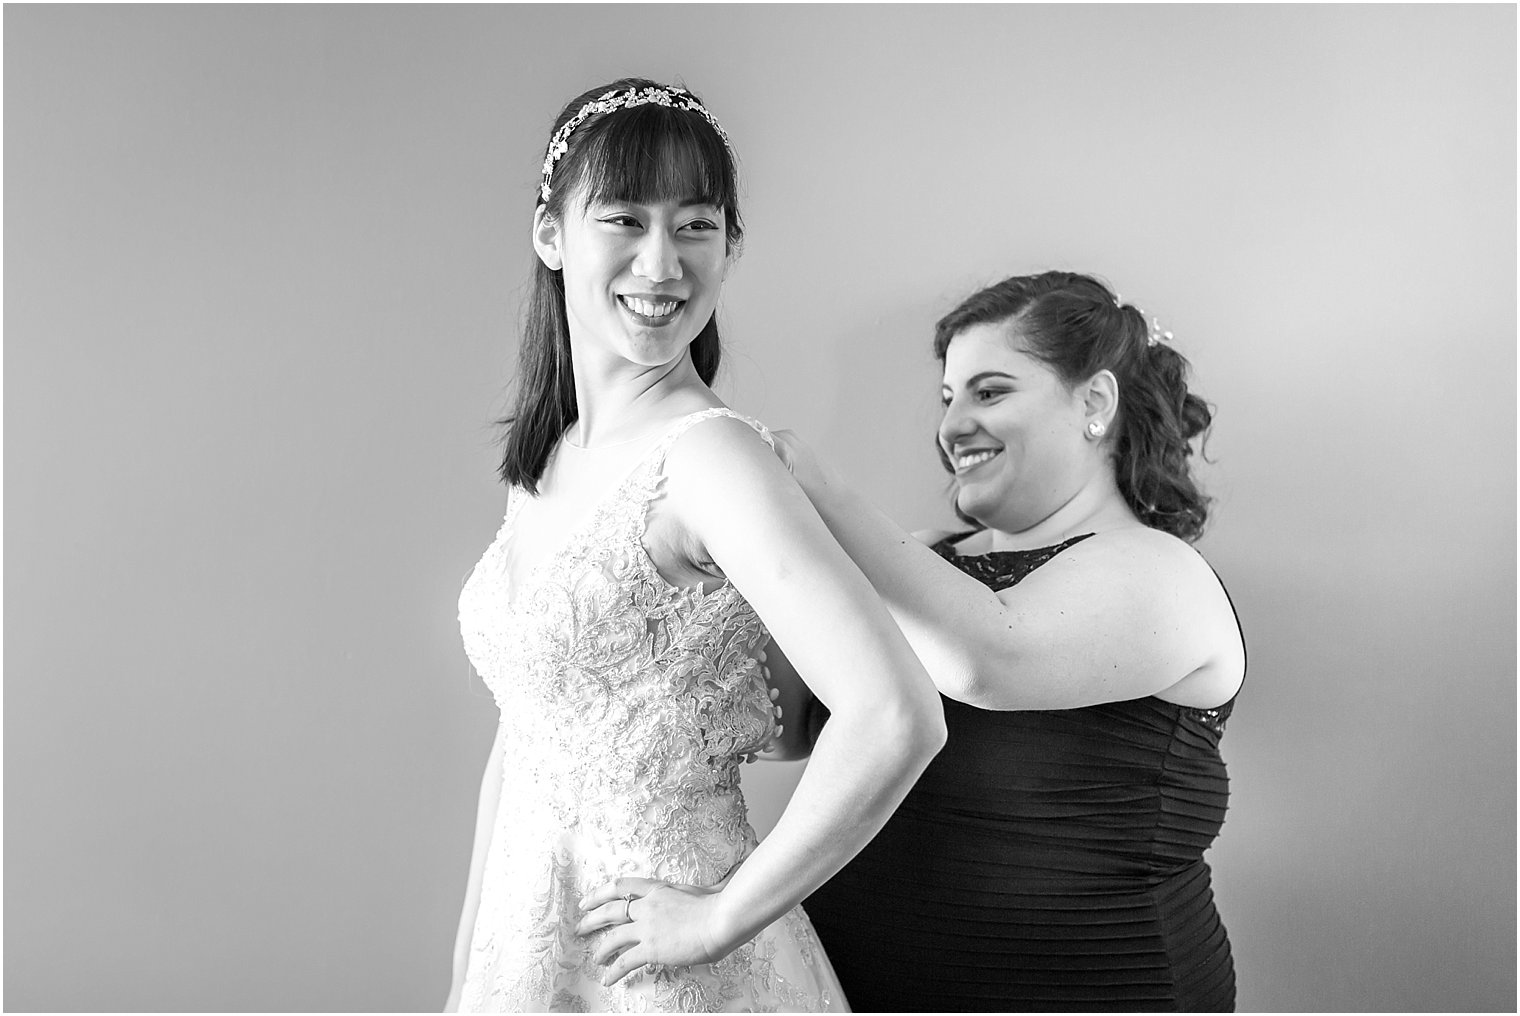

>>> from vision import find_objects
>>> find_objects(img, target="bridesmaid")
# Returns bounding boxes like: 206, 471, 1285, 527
778, 271, 1246, 1011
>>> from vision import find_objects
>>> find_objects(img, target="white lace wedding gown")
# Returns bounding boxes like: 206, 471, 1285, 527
456, 408, 847, 1013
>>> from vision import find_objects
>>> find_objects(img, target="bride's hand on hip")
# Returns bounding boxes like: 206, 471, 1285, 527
575, 876, 736, 986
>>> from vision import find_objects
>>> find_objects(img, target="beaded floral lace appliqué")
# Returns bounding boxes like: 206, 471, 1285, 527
456, 409, 842, 1013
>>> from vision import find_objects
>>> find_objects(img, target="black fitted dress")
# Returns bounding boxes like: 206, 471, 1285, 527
805, 534, 1240, 1012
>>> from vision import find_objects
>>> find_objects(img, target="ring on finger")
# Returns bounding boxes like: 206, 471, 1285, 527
622, 894, 634, 923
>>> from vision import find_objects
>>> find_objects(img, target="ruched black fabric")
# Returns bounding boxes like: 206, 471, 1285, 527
805, 534, 1238, 1012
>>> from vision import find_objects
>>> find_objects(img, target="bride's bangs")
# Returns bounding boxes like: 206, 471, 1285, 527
578, 106, 738, 227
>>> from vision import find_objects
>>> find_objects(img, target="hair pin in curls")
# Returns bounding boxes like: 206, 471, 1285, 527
1120, 296, 1173, 348
539, 85, 732, 203
1148, 316, 1174, 348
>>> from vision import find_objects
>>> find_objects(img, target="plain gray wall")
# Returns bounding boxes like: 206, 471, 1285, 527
5, 5, 1513, 1012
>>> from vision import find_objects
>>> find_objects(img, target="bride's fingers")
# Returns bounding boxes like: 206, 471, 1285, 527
590, 923, 639, 967
601, 943, 651, 987
579, 877, 659, 912
573, 898, 631, 937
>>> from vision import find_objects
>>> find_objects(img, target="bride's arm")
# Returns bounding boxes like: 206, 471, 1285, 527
577, 416, 946, 983
442, 724, 505, 1012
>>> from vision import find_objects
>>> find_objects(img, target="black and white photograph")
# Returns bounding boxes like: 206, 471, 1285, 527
4, 4, 1514, 1012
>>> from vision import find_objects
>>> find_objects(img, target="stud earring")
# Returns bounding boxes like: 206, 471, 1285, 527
1086, 421, 1107, 439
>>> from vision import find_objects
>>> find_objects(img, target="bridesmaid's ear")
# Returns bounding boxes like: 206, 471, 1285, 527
1079, 369, 1120, 439
532, 204, 564, 272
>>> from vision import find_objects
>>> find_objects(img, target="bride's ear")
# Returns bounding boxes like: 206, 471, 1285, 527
532, 205, 563, 271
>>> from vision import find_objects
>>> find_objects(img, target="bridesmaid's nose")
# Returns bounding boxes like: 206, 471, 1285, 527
938, 393, 977, 453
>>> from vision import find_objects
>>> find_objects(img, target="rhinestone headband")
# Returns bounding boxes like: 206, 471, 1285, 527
539, 85, 732, 203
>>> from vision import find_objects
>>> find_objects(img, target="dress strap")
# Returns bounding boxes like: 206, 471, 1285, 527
502, 409, 775, 534
1200, 555, 1249, 691
651, 406, 777, 456
623, 407, 778, 513
501, 482, 529, 532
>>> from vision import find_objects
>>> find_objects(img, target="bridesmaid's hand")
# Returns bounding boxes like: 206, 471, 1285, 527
575, 877, 737, 986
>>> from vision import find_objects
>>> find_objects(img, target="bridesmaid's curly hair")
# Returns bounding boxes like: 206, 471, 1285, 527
933, 271, 1214, 543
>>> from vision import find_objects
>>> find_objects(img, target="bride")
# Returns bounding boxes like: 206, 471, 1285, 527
444, 78, 946, 1012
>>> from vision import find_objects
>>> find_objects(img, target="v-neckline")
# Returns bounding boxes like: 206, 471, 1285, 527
497, 408, 727, 614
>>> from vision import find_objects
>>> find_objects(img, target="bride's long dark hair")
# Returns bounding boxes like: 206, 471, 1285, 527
497, 78, 744, 494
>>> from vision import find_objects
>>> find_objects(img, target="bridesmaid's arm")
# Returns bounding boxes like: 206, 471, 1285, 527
442, 724, 505, 1012
774, 431, 1243, 711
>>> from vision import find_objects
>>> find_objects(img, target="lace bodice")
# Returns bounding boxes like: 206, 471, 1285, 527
455, 408, 842, 1012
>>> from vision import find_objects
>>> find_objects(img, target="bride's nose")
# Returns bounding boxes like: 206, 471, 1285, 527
632, 228, 682, 284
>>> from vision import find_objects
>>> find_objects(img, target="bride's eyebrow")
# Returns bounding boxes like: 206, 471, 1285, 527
591, 198, 717, 213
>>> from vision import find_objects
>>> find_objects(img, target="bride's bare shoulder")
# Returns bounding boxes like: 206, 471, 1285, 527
662, 411, 784, 478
